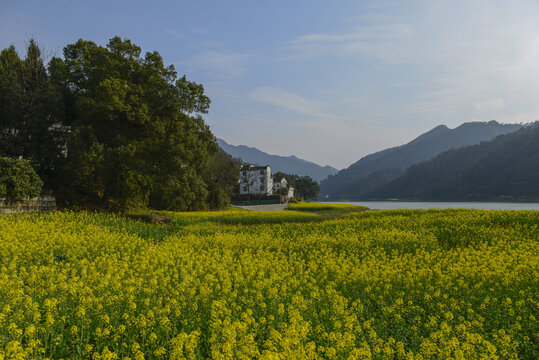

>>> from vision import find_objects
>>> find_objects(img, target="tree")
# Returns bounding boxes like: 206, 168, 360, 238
203, 149, 240, 209
0, 157, 43, 201
293, 175, 320, 200
48, 37, 217, 210
0, 37, 236, 211
0, 40, 65, 190
273, 172, 320, 200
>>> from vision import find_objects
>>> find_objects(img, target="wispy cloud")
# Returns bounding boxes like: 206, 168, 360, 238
287, 23, 414, 63
363, 0, 401, 10
166, 26, 254, 78
173, 0, 539, 166
404, 33, 539, 123
179, 49, 253, 78
294, 24, 413, 43
473, 99, 506, 113
249, 87, 353, 121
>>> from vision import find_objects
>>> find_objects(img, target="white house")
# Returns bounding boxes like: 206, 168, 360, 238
272, 178, 288, 193
286, 187, 295, 199
272, 177, 295, 199
239, 165, 273, 196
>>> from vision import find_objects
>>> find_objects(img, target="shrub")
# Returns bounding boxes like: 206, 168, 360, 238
0, 157, 43, 201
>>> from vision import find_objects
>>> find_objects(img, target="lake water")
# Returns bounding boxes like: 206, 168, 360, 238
329, 201, 539, 211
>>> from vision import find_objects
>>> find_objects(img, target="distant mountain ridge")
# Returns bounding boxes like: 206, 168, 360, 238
320, 121, 523, 199
217, 138, 338, 182
368, 123, 539, 201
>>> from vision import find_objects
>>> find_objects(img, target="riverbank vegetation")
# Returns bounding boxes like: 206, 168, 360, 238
1, 205, 537, 359
273, 172, 320, 200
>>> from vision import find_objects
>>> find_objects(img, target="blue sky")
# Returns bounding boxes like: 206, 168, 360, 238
2, 0, 539, 169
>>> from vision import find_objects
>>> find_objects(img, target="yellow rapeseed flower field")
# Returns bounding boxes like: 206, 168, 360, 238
0, 206, 538, 359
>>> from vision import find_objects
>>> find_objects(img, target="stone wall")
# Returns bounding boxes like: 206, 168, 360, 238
0, 196, 57, 214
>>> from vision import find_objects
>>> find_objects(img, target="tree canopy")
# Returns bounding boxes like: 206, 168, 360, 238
273, 172, 320, 200
0, 157, 43, 201
0, 40, 65, 189
0, 37, 238, 211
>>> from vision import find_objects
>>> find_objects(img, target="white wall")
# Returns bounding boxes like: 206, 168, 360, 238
239, 168, 273, 196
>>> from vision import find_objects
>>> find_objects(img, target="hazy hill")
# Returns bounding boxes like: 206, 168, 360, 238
320, 121, 523, 199
217, 138, 338, 182
368, 123, 539, 201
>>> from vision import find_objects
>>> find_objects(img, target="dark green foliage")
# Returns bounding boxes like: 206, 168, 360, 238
51, 37, 216, 210
0, 41, 66, 190
324, 168, 404, 200
0, 37, 232, 211
203, 149, 240, 210
321, 121, 523, 200
369, 124, 539, 201
274, 171, 320, 200
294, 175, 320, 200
0, 157, 43, 201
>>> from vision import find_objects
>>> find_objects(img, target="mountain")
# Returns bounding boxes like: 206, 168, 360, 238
320, 121, 523, 200
367, 123, 539, 201
217, 138, 338, 182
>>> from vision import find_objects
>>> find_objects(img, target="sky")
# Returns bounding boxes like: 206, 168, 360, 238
2, 0, 539, 169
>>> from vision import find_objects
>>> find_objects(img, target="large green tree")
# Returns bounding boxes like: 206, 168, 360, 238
47, 37, 217, 210
0, 37, 239, 211
0, 40, 65, 190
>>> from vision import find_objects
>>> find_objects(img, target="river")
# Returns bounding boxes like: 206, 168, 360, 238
327, 201, 539, 211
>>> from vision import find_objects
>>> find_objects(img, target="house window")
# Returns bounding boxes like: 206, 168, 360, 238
260, 170, 264, 175
242, 171, 247, 176
260, 185, 264, 191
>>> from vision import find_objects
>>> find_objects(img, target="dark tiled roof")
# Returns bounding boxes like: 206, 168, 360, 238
240, 164, 270, 171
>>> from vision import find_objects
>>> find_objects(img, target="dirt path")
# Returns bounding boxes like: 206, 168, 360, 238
234, 204, 288, 211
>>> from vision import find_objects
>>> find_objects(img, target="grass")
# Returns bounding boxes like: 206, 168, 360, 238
288, 202, 368, 218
